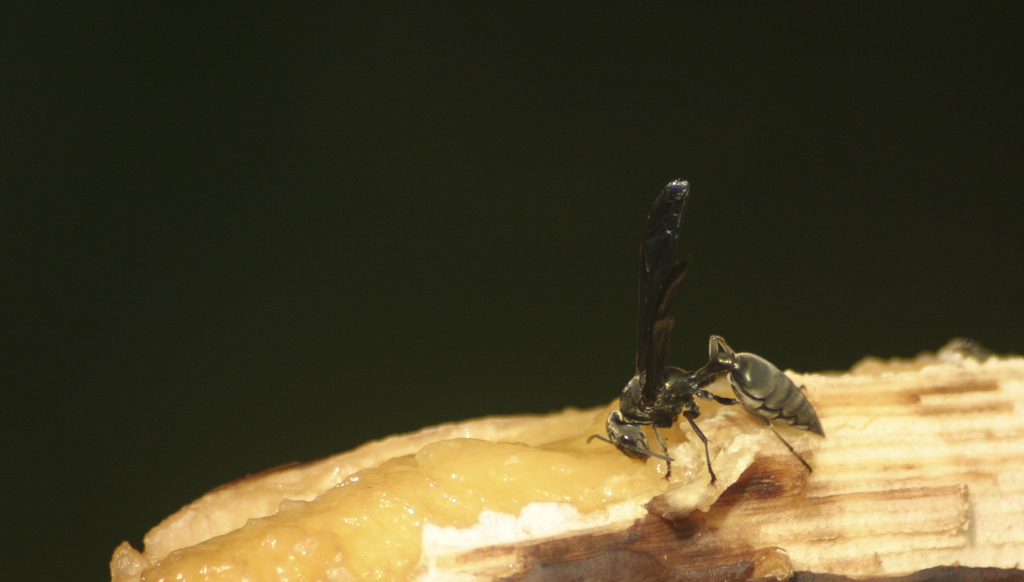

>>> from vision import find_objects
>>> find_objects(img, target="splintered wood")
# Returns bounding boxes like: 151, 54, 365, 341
776, 350, 1024, 576
111, 344, 1024, 582
452, 345, 1024, 581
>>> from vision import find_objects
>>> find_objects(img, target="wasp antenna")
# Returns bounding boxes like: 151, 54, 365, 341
589, 434, 675, 463
635, 448, 674, 463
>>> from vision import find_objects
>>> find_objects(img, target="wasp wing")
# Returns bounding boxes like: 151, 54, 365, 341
635, 180, 690, 408
647, 257, 690, 400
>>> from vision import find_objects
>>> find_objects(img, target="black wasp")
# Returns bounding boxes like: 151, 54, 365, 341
588, 181, 824, 484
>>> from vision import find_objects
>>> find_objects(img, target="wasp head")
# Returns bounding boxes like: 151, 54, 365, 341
605, 410, 652, 459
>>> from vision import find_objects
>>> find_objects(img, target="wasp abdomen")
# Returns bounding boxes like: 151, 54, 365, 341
732, 354, 825, 436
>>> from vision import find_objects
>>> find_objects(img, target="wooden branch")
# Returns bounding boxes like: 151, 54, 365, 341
111, 341, 1024, 582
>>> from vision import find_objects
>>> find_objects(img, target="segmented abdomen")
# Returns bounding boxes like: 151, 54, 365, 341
731, 353, 824, 436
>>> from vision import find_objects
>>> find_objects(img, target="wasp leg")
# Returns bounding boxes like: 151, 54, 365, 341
689, 366, 725, 390
694, 389, 814, 474
695, 388, 814, 474
651, 425, 674, 480
651, 424, 669, 453
683, 410, 717, 485
694, 389, 739, 407
763, 420, 814, 474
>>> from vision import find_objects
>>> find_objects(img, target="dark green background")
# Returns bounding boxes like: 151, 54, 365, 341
3, 4, 1022, 581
